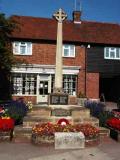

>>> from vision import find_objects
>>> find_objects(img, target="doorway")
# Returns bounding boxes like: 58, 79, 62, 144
99, 74, 120, 102
37, 75, 51, 103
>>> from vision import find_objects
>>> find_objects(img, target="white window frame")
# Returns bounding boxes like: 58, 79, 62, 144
12, 73, 37, 95
51, 75, 77, 95
104, 47, 120, 60
63, 44, 75, 57
13, 41, 32, 55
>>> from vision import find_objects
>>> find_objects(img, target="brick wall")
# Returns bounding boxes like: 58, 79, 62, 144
13, 42, 100, 101
14, 42, 85, 66
12, 96, 37, 104
86, 73, 99, 99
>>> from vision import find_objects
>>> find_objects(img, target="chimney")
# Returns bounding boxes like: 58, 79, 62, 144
73, 11, 82, 24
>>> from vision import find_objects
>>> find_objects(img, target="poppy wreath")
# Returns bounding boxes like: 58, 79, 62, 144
57, 118, 69, 125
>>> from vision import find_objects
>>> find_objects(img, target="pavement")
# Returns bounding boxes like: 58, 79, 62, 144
0, 138, 120, 160
0, 101, 119, 160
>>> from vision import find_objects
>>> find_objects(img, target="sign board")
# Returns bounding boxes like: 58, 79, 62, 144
51, 109, 71, 116
50, 94, 68, 105
55, 132, 85, 149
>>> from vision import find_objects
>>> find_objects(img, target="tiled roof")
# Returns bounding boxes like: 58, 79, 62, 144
10, 15, 120, 45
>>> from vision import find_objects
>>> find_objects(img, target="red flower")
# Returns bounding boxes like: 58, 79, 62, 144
106, 118, 120, 131
32, 122, 99, 138
0, 118, 14, 131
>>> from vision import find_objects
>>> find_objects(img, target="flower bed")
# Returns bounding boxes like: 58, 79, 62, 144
0, 117, 14, 131
106, 117, 120, 131
32, 122, 100, 145
0, 117, 14, 141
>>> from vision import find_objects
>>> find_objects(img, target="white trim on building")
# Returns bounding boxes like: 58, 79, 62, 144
11, 64, 81, 75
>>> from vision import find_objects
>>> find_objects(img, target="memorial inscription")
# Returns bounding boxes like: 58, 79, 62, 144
55, 132, 85, 149
50, 94, 68, 105
51, 109, 71, 116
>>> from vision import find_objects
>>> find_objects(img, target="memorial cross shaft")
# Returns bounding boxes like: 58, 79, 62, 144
53, 8, 67, 93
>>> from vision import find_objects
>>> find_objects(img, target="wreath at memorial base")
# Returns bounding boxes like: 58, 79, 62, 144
57, 118, 69, 126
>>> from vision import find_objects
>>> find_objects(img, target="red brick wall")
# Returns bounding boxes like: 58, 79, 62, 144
86, 73, 99, 99
12, 96, 37, 104
14, 42, 85, 67
13, 42, 90, 101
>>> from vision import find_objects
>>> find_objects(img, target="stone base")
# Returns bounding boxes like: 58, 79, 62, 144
31, 134, 54, 145
0, 130, 13, 142
31, 134, 100, 148
13, 126, 32, 143
99, 127, 110, 142
85, 136, 100, 147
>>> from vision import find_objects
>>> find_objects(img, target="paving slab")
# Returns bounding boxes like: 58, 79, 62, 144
29, 148, 113, 160
0, 138, 119, 160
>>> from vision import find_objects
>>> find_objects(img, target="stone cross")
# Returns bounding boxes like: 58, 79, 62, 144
53, 8, 67, 93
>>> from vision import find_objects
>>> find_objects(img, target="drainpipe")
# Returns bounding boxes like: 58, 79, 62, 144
84, 45, 87, 96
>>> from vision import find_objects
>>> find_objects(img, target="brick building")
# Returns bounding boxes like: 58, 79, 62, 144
10, 11, 120, 104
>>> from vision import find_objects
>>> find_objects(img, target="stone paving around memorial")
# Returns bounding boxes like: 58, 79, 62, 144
0, 138, 120, 160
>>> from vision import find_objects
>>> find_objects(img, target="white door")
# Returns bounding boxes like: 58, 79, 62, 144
37, 74, 52, 103
38, 80, 49, 103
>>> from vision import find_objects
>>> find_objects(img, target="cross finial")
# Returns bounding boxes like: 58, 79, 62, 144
53, 8, 67, 23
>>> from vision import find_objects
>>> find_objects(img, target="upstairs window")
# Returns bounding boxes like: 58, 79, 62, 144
63, 45, 75, 57
13, 42, 32, 55
104, 47, 120, 60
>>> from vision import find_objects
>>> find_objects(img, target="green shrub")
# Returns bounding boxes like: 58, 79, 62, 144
99, 111, 114, 127
3, 100, 28, 125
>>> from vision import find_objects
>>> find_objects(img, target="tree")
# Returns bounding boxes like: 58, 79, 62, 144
0, 13, 15, 100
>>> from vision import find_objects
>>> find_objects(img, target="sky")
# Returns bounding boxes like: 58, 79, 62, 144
0, 0, 120, 24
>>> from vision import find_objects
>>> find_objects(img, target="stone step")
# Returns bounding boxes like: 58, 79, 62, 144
23, 116, 51, 128
23, 115, 99, 128
13, 125, 32, 143
99, 127, 110, 142
73, 116, 99, 127
13, 124, 102, 144
28, 106, 90, 118
28, 107, 51, 117
0, 131, 13, 142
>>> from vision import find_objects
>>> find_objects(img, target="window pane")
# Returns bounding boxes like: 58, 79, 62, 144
14, 42, 19, 53
13, 42, 32, 55
63, 45, 75, 57
109, 48, 116, 58
20, 46, 26, 54
70, 46, 75, 56
64, 49, 69, 56
116, 48, 120, 58
110, 51, 115, 58
64, 45, 69, 49
12, 73, 36, 95
105, 48, 109, 57
27, 43, 32, 54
